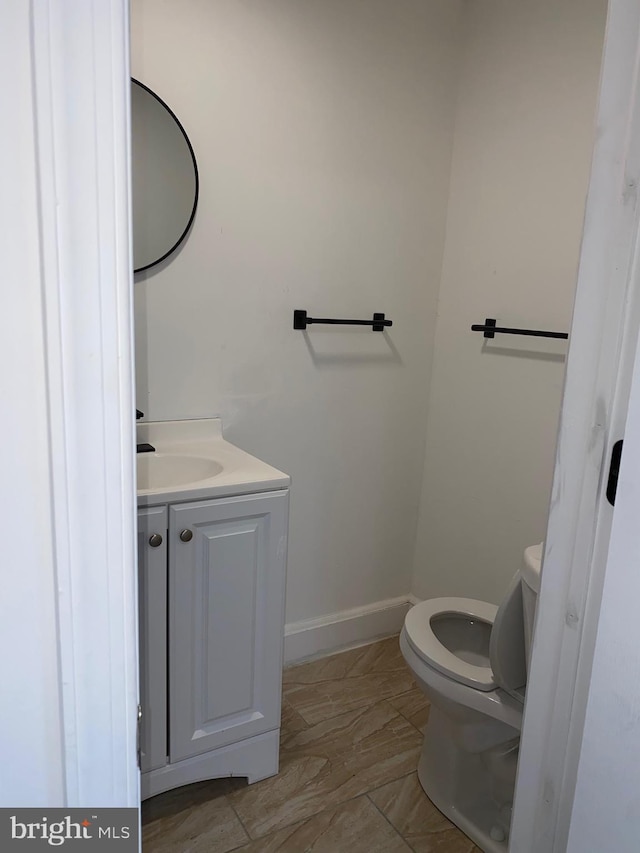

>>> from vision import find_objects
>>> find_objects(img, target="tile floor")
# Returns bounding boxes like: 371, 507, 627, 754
142, 635, 481, 852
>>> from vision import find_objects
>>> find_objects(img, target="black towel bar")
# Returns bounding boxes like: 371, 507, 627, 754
294, 309, 392, 332
471, 318, 568, 340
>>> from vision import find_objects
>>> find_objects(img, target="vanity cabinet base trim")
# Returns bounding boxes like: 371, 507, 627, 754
140, 727, 280, 800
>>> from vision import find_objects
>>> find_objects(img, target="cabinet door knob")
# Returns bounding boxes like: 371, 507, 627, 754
179, 529, 193, 542
148, 533, 163, 548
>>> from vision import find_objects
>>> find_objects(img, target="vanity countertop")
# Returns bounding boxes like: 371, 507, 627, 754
136, 418, 290, 506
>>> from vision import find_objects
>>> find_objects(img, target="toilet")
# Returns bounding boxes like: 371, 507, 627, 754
400, 543, 543, 852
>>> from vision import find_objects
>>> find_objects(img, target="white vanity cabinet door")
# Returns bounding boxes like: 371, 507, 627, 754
168, 490, 289, 764
137, 506, 168, 773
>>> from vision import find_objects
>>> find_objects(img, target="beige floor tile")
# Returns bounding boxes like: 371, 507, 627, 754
283, 635, 415, 725
232, 795, 411, 852
282, 696, 417, 761
282, 636, 405, 688
284, 667, 415, 725
142, 792, 249, 853
343, 635, 407, 676
388, 685, 431, 733
142, 777, 246, 824
282, 645, 372, 687
229, 701, 421, 839
368, 773, 481, 852
280, 698, 308, 746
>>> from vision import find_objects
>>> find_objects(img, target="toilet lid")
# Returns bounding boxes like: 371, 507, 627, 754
404, 598, 498, 692
489, 573, 526, 702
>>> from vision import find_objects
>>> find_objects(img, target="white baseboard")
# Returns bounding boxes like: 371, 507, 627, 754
284, 595, 414, 665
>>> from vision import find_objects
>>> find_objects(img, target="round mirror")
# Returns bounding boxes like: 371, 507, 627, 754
131, 79, 199, 273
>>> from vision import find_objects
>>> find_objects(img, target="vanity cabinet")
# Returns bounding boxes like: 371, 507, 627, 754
138, 488, 289, 799
137, 506, 168, 774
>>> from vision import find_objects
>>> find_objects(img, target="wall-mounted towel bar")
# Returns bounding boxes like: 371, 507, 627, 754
293, 309, 392, 332
471, 318, 568, 340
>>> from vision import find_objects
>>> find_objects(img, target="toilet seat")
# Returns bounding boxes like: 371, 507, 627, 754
404, 597, 498, 692
400, 629, 523, 730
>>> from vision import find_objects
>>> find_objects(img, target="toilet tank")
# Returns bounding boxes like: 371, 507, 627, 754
521, 542, 543, 675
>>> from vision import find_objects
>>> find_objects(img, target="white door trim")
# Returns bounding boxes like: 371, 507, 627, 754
511, 0, 640, 848
31, 0, 138, 806
566, 225, 640, 851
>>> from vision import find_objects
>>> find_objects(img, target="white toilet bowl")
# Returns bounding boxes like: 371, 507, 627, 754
400, 544, 543, 853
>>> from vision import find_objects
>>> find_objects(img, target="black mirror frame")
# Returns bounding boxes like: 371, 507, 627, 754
132, 78, 200, 274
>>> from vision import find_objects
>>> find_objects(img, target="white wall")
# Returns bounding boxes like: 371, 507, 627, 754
131, 0, 463, 623
412, 0, 607, 604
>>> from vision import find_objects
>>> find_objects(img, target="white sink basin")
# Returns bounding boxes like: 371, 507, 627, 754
137, 453, 223, 491
136, 419, 290, 503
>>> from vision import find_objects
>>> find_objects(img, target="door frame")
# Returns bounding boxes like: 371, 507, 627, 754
511, 0, 640, 848
29, 0, 139, 807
